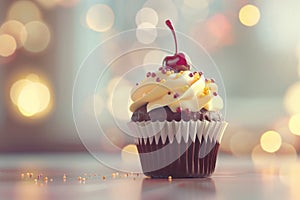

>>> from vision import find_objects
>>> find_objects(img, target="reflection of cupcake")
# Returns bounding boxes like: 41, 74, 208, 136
129, 20, 227, 178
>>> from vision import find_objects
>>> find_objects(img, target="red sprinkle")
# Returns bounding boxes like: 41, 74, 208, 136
159, 67, 163, 70
211, 79, 215, 83
168, 91, 171, 95
146, 72, 151, 77
156, 77, 161, 82
205, 78, 208, 82
161, 69, 166, 74
151, 72, 156, 78
173, 93, 179, 98
185, 108, 190, 113
176, 107, 182, 113
199, 72, 203, 76
213, 92, 217, 96
189, 73, 193, 77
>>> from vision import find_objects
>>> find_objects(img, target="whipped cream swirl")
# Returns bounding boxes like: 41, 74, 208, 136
130, 68, 223, 113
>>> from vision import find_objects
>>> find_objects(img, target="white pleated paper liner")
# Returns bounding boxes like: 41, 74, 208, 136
128, 120, 228, 145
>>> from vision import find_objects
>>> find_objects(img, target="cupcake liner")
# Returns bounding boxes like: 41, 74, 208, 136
128, 120, 227, 145
129, 120, 227, 178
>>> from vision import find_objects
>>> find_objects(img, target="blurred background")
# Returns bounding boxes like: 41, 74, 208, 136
0, 0, 300, 163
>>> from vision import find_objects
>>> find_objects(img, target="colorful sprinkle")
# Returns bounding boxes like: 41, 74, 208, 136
159, 67, 163, 70
166, 71, 171, 75
146, 72, 151, 77
213, 92, 217, 96
179, 71, 184, 74
189, 73, 193, 77
151, 72, 156, 77
168, 91, 171, 95
136, 83, 139, 86
160, 79, 166, 83
161, 69, 166, 74
156, 77, 161, 82
182, 85, 189, 91
211, 78, 215, 83
199, 71, 203, 76
173, 93, 179, 98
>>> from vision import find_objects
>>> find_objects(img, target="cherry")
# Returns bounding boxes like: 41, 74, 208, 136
163, 20, 190, 72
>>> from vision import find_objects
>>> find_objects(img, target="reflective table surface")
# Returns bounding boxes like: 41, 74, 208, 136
0, 153, 298, 200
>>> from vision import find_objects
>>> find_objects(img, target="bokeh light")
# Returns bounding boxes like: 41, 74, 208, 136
0, 34, 17, 57
107, 77, 132, 121
86, 4, 115, 32
143, 50, 168, 65
260, 130, 282, 153
135, 7, 158, 27
35, 0, 57, 9
239, 4, 261, 27
143, 0, 178, 27
136, 23, 157, 44
0, 20, 27, 48
121, 144, 139, 163
21, 21, 51, 53
289, 114, 300, 136
10, 74, 52, 117
184, 0, 209, 10
7, 0, 42, 24
284, 82, 300, 115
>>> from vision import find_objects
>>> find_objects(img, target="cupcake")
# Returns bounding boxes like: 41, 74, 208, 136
129, 20, 227, 178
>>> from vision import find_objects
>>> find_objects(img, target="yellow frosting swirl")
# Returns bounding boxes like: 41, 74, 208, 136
130, 70, 223, 113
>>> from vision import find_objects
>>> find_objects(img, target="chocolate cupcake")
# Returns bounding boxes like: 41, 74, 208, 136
128, 20, 227, 178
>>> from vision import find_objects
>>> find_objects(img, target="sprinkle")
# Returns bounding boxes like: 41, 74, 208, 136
173, 93, 179, 98
102, 176, 106, 180
179, 71, 184, 74
211, 78, 215, 83
176, 107, 182, 113
29, 173, 33, 178
193, 73, 200, 81
136, 83, 139, 86
185, 108, 190, 113
189, 73, 193, 77
168, 176, 172, 182
168, 91, 171, 95
146, 72, 151, 77
166, 71, 171, 75
82, 178, 86, 181
112, 173, 116, 178
213, 92, 217, 96
182, 85, 189, 91
171, 70, 174, 74
161, 69, 166, 74
160, 79, 166, 83
199, 71, 203, 76
78, 176, 82, 181
44, 177, 48, 182
203, 87, 210, 95
159, 67, 163, 70
156, 77, 161, 82
151, 72, 156, 77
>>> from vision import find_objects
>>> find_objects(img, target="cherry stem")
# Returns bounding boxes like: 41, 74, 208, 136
165, 20, 178, 54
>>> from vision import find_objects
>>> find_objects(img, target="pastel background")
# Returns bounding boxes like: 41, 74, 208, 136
0, 0, 300, 163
